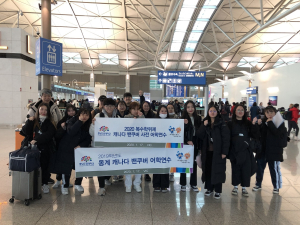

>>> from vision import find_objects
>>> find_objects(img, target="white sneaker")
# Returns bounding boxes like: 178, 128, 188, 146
105, 179, 112, 186
126, 186, 131, 193
294, 136, 300, 141
42, 184, 50, 194
61, 187, 68, 195
134, 185, 142, 193
98, 188, 106, 196
52, 180, 61, 189
169, 175, 175, 182
75, 185, 84, 192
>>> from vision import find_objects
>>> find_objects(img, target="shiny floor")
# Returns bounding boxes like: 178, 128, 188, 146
1, 129, 300, 225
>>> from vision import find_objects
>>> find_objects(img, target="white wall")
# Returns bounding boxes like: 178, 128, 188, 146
0, 28, 37, 127
209, 62, 300, 109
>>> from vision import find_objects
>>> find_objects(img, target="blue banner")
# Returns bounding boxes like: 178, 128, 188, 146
157, 71, 206, 85
246, 86, 258, 94
249, 96, 257, 107
166, 85, 187, 97
36, 37, 62, 76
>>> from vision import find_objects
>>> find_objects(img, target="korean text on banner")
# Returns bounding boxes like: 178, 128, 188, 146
75, 145, 194, 177
94, 118, 184, 147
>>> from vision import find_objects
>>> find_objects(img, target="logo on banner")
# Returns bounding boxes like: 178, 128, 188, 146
79, 156, 94, 166
169, 126, 175, 134
99, 126, 109, 132
176, 127, 181, 134
169, 126, 182, 137
176, 151, 184, 159
184, 152, 191, 160
98, 126, 111, 136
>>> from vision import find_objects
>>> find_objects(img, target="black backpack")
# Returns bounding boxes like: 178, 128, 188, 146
283, 111, 292, 120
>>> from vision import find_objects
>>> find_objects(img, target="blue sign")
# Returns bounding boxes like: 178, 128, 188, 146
249, 96, 257, 107
36, 37, 62, 76
157, 71, 206, 85
166, 85, 187, 97
246, 86, 258, 94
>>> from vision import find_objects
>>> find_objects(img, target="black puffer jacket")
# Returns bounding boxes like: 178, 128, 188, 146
197, 117, 230, 184
183, 115, 202, 146
21, 118, 56, 151
257, 119, 286, 162
50, 117, 92, 175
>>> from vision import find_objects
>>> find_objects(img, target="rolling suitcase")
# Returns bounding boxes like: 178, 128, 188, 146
9, 168, 42, 206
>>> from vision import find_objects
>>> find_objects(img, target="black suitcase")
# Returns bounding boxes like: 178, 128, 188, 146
9, 145, 40, 172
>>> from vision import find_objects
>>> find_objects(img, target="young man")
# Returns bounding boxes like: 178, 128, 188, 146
139, 90, 145, 105
253, 106, 286, 194
288, 104, 300, 140
92, 95, 106, 118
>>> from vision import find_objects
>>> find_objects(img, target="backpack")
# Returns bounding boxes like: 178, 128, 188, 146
283, 111, 292, 120
281, 126, 288, 148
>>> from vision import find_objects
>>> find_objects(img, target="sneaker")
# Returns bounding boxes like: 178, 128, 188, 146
98, 188, 106, 196
294, 136, 300, 141
231, 187, 238, 195
61, 187, 68, 195
52, 180, 61, 189
181, 185, 187, 192
273, 189, 279, 194
145, 174, 151, 181
48, 178, 54, 184
191, 186, 199, 192
169, 175, 175, 182
162, 188, 168, 193
242, 188, 249, 197
214, 192, 221, 199
205, 190, 212, 196
252, 186, 262, 192
75, 185, 84, 192
105, 179, 112, 186
113, 176, 119, 182
154, 187, 161, 192
42, 184, 50, 194
126, 186, 131, 193
134, 185, 142, 193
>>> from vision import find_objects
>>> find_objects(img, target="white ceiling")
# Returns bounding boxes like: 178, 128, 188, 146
0, 0, 300, 77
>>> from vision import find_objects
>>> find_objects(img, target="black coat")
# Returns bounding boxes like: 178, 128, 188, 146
258, 119, 286, 162
21, 119, 56, 152
142, 110, 155, 118
197, 117, 230, 184
50, 117, 92, 175
183, 115, 202, 149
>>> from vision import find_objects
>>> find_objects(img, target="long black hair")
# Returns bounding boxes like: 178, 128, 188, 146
232, 104, 248, 124
156, 105, 169, 118
141, 101, 153, 116
77, 108, 92, 131
63, 104, 77, 120
205, 105, 221, 123
181, 100, 201, 128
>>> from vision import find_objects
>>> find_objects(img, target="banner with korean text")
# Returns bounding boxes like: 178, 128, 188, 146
75, 145, 194, 177
94, 118, 184, 147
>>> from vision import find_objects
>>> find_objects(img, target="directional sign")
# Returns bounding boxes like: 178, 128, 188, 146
36, 37, 62, 76
157, 71, 206, 85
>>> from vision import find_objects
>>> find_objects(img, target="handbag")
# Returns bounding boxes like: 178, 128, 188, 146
195, 154, 202, 169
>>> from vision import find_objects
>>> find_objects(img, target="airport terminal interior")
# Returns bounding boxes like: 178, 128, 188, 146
1, 0, 300, 224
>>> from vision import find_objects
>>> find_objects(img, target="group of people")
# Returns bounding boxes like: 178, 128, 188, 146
20, 88, 288, 199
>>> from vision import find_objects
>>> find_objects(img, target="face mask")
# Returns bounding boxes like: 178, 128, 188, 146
169, 112, 175, 116
159, 114, 167, 119
39, 115, 47, 122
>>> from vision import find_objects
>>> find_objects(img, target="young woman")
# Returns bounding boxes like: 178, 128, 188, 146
141, 101, 155, 118
180, 100, 202, 192
288, 104, 300, 140
124, 102, 145, 193
153, 105, 170, 192
167, 103, 178, 119
89, 98, 118, 195
250, 102, 260, 121
227, 104, 260, 197
253, 106, 287, 194
116, 100, 128, 118
52, 109, 92, 195
140, 101, 154, 182
197, 105, 230, 199
21, 103, 56, 194
52, 105, 77, 189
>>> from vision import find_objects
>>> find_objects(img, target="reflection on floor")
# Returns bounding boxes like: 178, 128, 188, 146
1, 128, 300, 224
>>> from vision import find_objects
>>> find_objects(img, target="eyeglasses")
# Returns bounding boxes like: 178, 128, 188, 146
209, 110, 217, 113
236, 110, 244, 112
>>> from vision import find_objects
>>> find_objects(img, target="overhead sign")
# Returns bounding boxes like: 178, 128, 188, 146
157, 71, 206, 85
166, 85, 187, 97
144, 92, 150, 102
249, 96, 257, 107
106, 92, 114, 98
36, 37, 62, 76
94, 118, 184, 147
246, 86, 258, 94
75, 145, 194, 177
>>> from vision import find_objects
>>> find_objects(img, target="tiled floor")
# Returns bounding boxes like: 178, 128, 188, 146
1, 128, 300, 224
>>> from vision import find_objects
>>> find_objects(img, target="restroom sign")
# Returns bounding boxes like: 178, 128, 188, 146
36, 37, 62, 76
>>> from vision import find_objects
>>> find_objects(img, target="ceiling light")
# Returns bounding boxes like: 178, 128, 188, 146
99, 54, 119, 65
206, 70, 212, 72
63, 52, 82, 64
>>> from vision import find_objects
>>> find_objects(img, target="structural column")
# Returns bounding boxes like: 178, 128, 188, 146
126, 74, 130, 92
90, 72, 95, 88
204, 86, 209, 117
41, 0, 52, 89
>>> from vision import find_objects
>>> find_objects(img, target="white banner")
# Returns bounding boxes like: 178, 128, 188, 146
75, 145, 194, 177
94, 118, 184, 147
106, 92, 114, 98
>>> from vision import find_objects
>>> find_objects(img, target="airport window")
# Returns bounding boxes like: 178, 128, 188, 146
62, 52, 82, 64
99, 54, 119, 65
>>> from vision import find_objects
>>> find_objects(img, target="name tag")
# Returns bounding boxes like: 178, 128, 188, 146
239, 133, 244, 136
